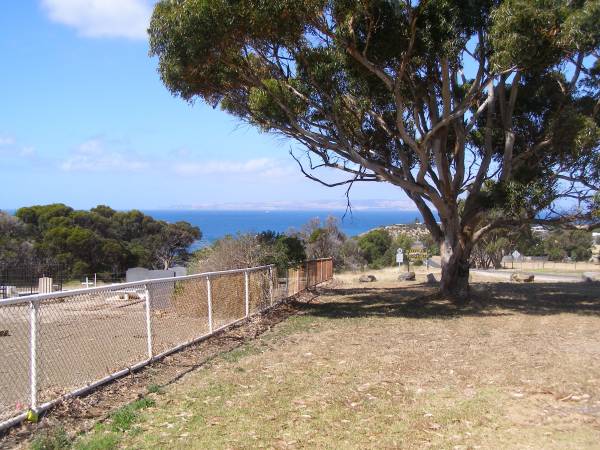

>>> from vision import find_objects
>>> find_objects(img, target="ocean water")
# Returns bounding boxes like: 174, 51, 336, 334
146, 209, 423, 249
3, 208, 424, 250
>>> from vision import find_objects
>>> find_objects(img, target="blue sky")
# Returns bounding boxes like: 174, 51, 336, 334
0, 0, 411, 211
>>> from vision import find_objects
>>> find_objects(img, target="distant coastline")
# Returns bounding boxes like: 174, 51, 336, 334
145, 209, 425, 249
3, 208, 429, 250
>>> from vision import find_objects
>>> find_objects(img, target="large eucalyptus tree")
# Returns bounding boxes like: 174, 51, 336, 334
149, 0, 600, 300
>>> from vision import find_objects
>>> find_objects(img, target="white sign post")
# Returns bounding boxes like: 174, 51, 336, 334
396, 248, 409, 271
511, 250, 521, 270
396, 248, 404, 265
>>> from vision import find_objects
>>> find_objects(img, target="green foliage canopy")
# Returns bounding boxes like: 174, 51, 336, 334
150, 0, 600, 297
7, 204, 201, 277
357, 229, 393, 268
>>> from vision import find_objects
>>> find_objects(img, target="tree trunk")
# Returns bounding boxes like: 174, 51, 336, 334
439, 236, 471, 303
416, 203, 473, 303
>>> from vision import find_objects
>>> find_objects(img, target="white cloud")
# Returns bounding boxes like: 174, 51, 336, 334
18, 146, 36, 157
0, 136, 38, 161
59, 139, 295, 178
172, 158, 293, 178
41, 0, 153, 39
0, 136, 16, 146
60, 139, 149, 171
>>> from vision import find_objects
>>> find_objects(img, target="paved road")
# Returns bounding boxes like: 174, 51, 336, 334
470, 269, 583, 283
426, 258, 440, 268
425, 258, 591, 283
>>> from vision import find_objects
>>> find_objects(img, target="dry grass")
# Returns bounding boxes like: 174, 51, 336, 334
500, 261, 599, 273
336, 265, 438, 284
77, 275, 600, 449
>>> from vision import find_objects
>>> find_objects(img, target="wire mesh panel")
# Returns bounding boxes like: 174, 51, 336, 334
314, 260, 321, 284
149, 277, 210, 356
36, 285, 148, 405
286, 267, 297, 296
210, 272, 245, 329
306, 261, 313, 287
272, 267, 287, 303
0, 303, 30, 422
248, 269, 271, 314
314, 260, 320, 284
284, 258, 332, 296
0, 264, 63, 299
0, 260, 333, 430
299, 264, 307, 292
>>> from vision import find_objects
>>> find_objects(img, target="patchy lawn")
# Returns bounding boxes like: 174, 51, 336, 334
65, 278, 600, 448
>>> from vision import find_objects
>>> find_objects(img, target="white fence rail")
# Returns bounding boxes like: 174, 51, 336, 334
0, 258, 333, 431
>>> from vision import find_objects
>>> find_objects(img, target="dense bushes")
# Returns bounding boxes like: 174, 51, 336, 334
543, 230, 593, 261
471, 226, 594, 268
357, 229, 392, 268
191, 217, 345, 274
356, 229, 429, 269
1, 204, 200, 278
190, 232, 305, 274
191, 218, 434, 273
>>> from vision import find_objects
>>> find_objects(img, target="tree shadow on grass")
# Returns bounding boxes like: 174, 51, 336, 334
299, 282, 600, 320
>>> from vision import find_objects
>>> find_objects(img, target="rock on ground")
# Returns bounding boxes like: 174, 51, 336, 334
582, 272, 600, 282
398, 271, 416, 281
426, 273, 437, 284
510, 272, 535, 283
358, 274, 377, 283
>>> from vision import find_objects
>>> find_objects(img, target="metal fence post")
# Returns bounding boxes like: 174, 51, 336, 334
144, 284, 153, 360
244, 270, 249, 318
206, 276, 213, 333
268, 266, 274, 305
29, 301, 38, 411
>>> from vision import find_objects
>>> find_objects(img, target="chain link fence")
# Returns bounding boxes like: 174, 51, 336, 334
0, 258, 332, 430
0, 264, 63, 299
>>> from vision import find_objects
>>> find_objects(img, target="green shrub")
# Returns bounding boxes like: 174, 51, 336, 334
110, 397, 156, 432
30, 427, 71, 450
357, 230, 392, 268
147, 384, 163, 394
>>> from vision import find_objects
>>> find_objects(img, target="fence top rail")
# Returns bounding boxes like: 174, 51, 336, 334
0, 257, 332, 307
0, 264, 274, 306
290, 257, 333, 267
